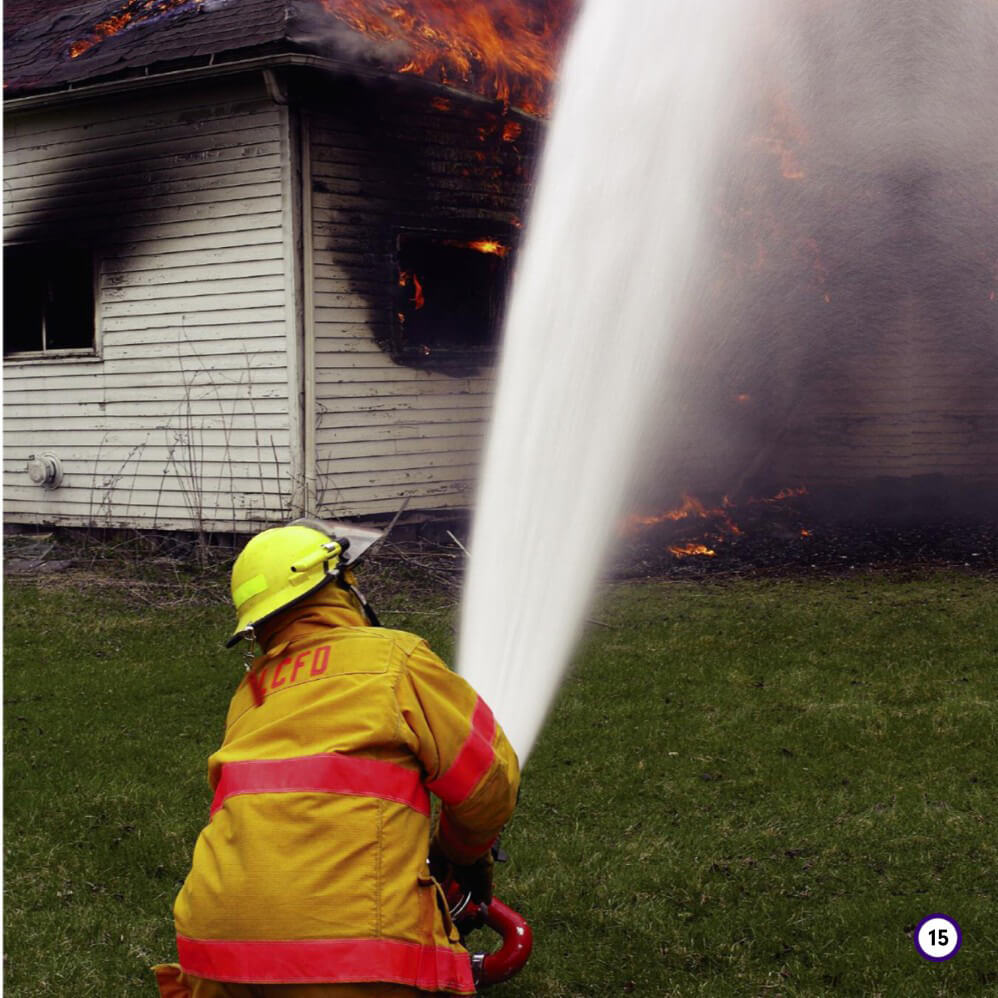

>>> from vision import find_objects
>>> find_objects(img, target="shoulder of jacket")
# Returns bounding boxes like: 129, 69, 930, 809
375, 627, 428, 656
336, 625, 427, 657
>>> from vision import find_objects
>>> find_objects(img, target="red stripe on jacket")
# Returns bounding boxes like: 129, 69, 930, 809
210, 753, 430, 818
177, 935, 475, 992
426, 696, 496, 806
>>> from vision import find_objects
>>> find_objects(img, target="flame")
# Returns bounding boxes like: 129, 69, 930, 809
735, 392, 752, 404
624, 485, 811, 557
438, 237, 511, 257
410, 273, 425, 309
753, 93, 807, 181
502, 121, 524, 143
467, 239, 509, 257
761, 486, 809, 502
669, 543, 716, 559
319, 0, 575, 115
69, 0, 200, 59
623, 492, 742, 537
398, 270, 425, 309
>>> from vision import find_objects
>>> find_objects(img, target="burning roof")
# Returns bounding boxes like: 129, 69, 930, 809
3, 0, 576, 112
315, 0, 573, 116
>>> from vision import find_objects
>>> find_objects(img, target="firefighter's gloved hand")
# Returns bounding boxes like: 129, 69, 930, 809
451, 850, 494, 905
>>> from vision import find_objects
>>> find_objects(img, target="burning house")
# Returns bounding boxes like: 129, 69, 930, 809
3, 0, 572, 532
5, 0, 996, 550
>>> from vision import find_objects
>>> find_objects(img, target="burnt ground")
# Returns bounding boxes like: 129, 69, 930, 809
4, 498, 997, 610
612, 495, 998, 580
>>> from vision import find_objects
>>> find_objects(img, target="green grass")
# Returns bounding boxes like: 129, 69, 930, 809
4, 569, 997, 996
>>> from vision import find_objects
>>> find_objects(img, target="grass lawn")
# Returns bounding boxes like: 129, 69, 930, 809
4, 565, 996, 996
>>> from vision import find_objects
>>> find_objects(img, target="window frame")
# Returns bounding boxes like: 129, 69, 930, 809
388, 225, 516, 368
3, 243, 101, 363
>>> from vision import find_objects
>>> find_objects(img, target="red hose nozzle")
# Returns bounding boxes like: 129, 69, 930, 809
445, 884, 533, 987
470, 896, 534, 987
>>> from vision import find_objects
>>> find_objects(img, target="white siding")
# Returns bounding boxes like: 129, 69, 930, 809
308, 87, 540, 517
3, 77, 297, 532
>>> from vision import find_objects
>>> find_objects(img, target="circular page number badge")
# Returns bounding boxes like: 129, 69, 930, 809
914, 914, 962, 962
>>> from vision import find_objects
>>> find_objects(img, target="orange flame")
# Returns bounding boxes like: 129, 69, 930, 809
624, 485, 811, 556
669, 543, 716, 559
502, 121, 524, 143
398, 271, 425, 309
623, 493, 743, 543
69, 0, 201, 59
438, 237, 511, 257
761, 486, 809, 502
410, 273, 425, 309
467, 239, 510, 257
319, 0, 575, 115
753, 94, 807, 181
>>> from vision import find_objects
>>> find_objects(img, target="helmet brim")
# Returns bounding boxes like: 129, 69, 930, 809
287, 518, 384, 565
329, 521, 384, 564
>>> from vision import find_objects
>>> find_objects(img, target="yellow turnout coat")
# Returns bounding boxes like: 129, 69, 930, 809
161, 587, 520, 993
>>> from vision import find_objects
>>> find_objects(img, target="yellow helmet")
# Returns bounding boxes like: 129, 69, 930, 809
226, 523, 347, 648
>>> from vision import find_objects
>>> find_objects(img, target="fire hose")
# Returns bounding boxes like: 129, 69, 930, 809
443, 880, 533, 988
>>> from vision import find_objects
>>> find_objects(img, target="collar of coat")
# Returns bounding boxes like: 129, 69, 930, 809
252, 585, 370, 668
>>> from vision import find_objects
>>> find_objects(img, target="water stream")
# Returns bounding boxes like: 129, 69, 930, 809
457, 0, 755, 762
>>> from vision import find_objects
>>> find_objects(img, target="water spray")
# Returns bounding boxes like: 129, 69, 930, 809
457, 0, 756, 764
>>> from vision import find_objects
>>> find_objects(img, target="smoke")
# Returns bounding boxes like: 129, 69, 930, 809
632, 0, 998, 512
288, 1, 414, 64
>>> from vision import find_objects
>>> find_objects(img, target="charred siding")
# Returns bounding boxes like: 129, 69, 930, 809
3, 77, 296, 531
308, 82, 540, 517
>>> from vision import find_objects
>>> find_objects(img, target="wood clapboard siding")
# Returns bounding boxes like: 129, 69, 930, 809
3, 77, 297, 531
777, 316, 998, 486
309, 87, 540, 517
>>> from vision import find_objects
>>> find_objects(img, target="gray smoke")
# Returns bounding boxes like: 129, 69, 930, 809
634, 0, 998, 512
287, 1, 413, 66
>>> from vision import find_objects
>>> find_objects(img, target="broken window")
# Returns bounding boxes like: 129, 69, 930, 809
3, 245, 96, 357
393, 231, 513, 364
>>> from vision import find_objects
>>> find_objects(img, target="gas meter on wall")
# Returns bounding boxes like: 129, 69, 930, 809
27, 453, 64, 490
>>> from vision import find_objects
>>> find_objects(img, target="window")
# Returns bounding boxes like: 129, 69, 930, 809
3, 245, 96, 357
392, 230, 513, 365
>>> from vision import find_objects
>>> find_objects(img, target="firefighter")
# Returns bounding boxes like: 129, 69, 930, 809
153, 520, 520, 998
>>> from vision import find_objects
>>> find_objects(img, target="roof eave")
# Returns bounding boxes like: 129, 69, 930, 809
4, 51, 328, 112
3, 50, 546, 123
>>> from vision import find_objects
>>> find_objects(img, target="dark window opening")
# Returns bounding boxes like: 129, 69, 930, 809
393, 231, 513, 364
4, 245, 96, 357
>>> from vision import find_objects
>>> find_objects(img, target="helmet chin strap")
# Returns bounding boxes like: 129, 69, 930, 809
240, 625, 267, 707
240, 625, 258, 670
338, 576, 381, 627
